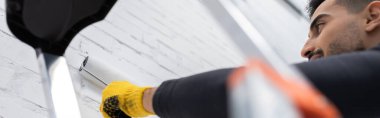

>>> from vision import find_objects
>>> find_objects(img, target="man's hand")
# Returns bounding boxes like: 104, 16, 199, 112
100, 81, 155, 118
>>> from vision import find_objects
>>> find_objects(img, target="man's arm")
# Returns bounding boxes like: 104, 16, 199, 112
152, 68, 234, 118
146, 50, 380, 118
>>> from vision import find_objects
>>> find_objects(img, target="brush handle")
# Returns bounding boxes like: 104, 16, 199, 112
79, 56, 131, 87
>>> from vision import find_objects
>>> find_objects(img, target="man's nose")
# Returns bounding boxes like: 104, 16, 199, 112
301, 45, 316, 58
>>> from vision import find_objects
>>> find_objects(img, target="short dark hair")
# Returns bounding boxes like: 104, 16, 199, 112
307, 0, 377, 18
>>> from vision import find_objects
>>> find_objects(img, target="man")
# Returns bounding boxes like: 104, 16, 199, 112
100, 0, 380, 117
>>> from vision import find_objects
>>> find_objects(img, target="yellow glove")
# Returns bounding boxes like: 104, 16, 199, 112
100, 81, 154, 118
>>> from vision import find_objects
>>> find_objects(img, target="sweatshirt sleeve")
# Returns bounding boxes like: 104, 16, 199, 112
152, 48, 380, 118
295, 50, 380, 117
153, 68, 234, 118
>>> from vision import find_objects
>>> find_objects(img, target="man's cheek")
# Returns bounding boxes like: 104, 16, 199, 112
315, 36, 333, 56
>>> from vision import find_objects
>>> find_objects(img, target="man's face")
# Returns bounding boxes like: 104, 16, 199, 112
301, 0, 366, 61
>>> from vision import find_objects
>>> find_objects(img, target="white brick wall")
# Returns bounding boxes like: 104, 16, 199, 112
0, 0, 246, 117
0, 2, 50, 118
0, 0, 312, 117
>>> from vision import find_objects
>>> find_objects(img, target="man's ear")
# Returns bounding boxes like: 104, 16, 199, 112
365, 1, 380, 32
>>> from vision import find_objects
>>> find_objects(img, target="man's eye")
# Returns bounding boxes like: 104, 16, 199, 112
316, 23, 325, 33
